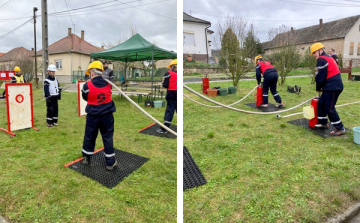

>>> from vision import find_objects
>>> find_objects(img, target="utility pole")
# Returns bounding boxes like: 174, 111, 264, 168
33, 7, 38, 88
41, 0, 49, 84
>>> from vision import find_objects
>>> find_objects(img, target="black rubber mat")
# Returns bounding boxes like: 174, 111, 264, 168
183, 146, 207, 191
245, 103, 285, 112
288, 118, 349, 138
67, 148, 149, 189
138, 123, 177, 139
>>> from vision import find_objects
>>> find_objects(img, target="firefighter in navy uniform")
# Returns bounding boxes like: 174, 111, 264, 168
1, 66, 24, 98
81, 61, 117, 170
310, 42, 345, 136
255, 55, 283, 108
156, 59, 177, 134
102, 60, 114, 82
44, 64, 60, 127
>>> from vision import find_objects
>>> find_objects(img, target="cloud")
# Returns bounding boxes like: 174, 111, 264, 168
0, 0, 176, 53
183, 0, 360, 42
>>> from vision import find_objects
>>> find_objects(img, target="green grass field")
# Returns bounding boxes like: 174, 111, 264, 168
0, 86, 177, 222
183, 74, 360, 222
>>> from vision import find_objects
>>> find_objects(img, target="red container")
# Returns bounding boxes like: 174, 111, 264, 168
256, 86, 263, 107
309, 98, 319, 128
201, 77, 209, 94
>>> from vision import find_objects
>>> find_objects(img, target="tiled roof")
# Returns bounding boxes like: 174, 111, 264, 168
0, 47, 32, 62
263, 15, 360, 49
0, 53, 4, 57
37, 34, 103, 56
183, 12, 211, 25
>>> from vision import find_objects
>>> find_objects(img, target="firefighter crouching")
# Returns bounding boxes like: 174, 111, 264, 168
44, 64, 60, 127
81, 61, 117, 170
255, 55, 283, 108
156, 59, 177, 134
310, 42, 345, 136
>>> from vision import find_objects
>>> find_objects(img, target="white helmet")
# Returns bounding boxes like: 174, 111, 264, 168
48, 64, 57, 72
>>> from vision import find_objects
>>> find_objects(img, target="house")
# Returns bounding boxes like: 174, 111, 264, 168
37, 28, 104, 83
183, 12, 213, 63
0, 47, 33, 71
262, 15, 360, 67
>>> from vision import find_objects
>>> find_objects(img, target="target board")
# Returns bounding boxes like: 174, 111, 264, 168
77, 81, 87, 117
5, 83, 36, 132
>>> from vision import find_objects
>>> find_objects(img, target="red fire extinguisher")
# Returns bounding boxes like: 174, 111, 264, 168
256, 85, 263, 107
201, 74, 209, 94
309, 97, 319, 128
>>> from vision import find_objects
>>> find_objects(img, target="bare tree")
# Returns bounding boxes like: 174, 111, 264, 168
13, 53, 34, 82
215, 16, 256, 87
267, 24, 300, 85
302, 47, 317, 84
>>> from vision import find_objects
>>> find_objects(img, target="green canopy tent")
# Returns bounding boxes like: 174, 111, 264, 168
90, 33, 176, 96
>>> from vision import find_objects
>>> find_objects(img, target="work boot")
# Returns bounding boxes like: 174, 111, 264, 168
106, 160, 118, 171
275, 102, 284, 108
294, 85, 299, 93
53, 123, 58, 126
156, 128, 168, 134
298, 87, 301, 93
315, 123, 329, 129
330, 128, 346, 136
260, 104, 268, 108
47, 123, 53, 127
82, 157, 90, 165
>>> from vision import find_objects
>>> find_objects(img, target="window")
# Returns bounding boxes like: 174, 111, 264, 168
55, 60, 62, 69
183, 32, 195, 46
349, 42, 354, 55
358, 43, 360, 56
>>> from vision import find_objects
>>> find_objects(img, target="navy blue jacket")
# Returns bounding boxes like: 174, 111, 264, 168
82, 76, 116, 115
315, 52, 343, 92
255, 64, 277, 85
163, 71, 177, 101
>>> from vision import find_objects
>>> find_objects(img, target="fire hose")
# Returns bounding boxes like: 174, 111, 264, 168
276, 101, 360, 118
183, 85, 258, 108
184, 85, 313, 115
105, 79, 177, 136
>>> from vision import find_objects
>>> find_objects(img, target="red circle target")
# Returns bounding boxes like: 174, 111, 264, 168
15, 94, 24, 103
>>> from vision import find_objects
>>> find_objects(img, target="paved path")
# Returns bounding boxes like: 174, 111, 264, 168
0, 215, 8, 223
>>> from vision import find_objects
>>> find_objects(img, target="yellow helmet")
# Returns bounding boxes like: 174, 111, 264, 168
254, 55, 263, 65
14, 66, 21, 72
85, 61, 104, 75
168, 59, 177, 68
309, 42, 325, 55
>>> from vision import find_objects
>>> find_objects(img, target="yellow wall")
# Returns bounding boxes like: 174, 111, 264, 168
37, 52, 91, 76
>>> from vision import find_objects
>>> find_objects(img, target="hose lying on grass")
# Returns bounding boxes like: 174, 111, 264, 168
276, 101, 360, 118
184, 85, 313, 115
183, 85, 257, 108
105, 79, 177, 137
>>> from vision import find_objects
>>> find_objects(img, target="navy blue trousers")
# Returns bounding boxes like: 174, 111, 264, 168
46, 97, 58, 124
262, 71, 282, 104
161, 100, 177, 130
82, 113, 116, 166
317, 91, 344, 130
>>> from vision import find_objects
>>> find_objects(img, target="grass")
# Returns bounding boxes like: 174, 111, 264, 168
183, 74, 360, 222
184, 61, 222, 68
0, 85, 177, 222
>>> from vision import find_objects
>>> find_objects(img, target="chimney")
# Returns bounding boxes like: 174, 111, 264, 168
68, 28, 72, 37
319, 19, 323, 30
81, 30, 84, 40
101, 46, 104, 49
291, 27, 294, 34
31, 48, 34, 51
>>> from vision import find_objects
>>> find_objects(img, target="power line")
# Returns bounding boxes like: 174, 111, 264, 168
274, 0, 360, 7
0, 18, 32, 40
52, 0, 62, 33
63, 0, 74, 29
116, 0, 176, 20
0, 0, 15, 11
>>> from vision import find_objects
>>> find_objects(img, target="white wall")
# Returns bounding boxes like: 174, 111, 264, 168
183, 22, 209, 55
344, 18, 360, 58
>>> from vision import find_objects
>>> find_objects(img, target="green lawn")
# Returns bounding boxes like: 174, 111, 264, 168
183, 74, 360, 222
0, 86, 177, 222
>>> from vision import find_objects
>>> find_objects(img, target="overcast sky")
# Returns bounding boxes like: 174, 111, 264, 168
184, 0, 360, 46
0, 0, 176, 53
